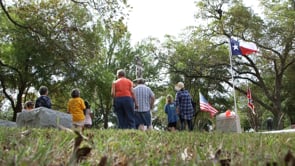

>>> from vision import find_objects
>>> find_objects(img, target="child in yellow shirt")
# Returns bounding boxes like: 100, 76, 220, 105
67, 89, 86, 130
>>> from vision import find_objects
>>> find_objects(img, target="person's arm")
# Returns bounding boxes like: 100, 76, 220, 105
130, 82, 138, 109
175, 93, 180, 114
111, 82, 116, 98
164, 104, 168, 114
150, 95, 155, 110
176, 107, 179, 114
90, 109, 94, 119
67, 101, 70, 114
35, 98, 40, 108
131, 87, 139, 109
46, 97, 52, 109
81, 99, 86, 110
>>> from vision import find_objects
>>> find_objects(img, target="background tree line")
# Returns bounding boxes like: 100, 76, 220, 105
0, 0, 294, 130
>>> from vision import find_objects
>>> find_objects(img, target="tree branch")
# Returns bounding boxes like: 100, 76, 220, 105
0, 0, 28, 29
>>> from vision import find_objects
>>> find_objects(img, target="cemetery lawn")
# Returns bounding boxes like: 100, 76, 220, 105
0, 127, 295, 165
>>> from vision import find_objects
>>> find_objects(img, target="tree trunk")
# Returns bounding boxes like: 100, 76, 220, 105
272, 110, 284, 130
98, 94, 109, 129
103, 108, 109, 129
12, 89, 24, 121
290, 116, 295, 125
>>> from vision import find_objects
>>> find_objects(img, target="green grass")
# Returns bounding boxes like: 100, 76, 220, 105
0, 127, 294, 165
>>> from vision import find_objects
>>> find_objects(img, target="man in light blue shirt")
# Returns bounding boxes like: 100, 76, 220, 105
133, 78, 155, 129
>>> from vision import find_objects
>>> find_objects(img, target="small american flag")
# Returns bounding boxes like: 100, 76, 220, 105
199, 92, 219, 117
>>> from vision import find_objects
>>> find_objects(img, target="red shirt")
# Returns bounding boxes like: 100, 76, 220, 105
114, 77, 133, 97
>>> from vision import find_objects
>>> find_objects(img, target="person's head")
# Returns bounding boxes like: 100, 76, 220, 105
71, 89, 80, 98
166, 95, 173, 103
39, 86, 48, 96
116, 69, 125, 78
84, 101, 90, 109
25, 101, 34, 110
136, 78, 145, 84
175, 82, 184, 91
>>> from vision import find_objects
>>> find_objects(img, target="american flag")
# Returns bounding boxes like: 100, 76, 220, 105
247, 87, 255, 114
199, 92, 219, 117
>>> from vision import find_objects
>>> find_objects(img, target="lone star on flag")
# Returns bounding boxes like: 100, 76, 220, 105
232, 44, 239, 50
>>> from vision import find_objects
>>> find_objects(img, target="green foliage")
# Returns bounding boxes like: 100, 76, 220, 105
0, 128, 295, 165
160, 33, 232, 114
0, 0, 101, 119
0, 0, 133, 126
152, 96, 167, 130
1, 0, 294, 130
0, 109, 13, 121
284, 63, 295, 124
162, 0, 295, 130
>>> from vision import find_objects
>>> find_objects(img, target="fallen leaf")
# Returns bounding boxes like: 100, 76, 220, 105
284, 150, 295, 166
219, 159, 231, 166
76, 147, 92, 162
113, 155, 128, 166
215, 149, 222, 160
98, 155, 108, 166
74, 135, 83, 150
20, 130, 31, 137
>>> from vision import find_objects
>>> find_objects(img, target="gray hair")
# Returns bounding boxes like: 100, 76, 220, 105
136, 78, 145, 84
117, 69, 125, 77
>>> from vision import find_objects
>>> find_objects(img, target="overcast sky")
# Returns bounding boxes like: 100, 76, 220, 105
126, 0, 261, 45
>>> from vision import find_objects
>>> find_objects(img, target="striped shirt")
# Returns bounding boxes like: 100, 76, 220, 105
134, 84, 155, 112
175, 90, 194, 120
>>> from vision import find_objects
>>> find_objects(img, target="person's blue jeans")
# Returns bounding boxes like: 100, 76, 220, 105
134, 111, 151, 128
114, 97, 136, 129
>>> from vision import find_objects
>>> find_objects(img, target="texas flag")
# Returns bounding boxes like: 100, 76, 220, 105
230, 38, 258, 56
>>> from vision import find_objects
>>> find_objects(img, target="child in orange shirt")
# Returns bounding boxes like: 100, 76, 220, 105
67, 89, 86, 131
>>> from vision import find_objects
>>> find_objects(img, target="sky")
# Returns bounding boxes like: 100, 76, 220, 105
126, 0, 261, 45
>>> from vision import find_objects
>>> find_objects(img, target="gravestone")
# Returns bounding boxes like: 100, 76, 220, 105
0, 119, 17, 127
216, 112, 242, 133
16, 107, 72, 128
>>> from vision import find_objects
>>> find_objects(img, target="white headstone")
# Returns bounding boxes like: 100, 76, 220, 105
216, 112, 242, 133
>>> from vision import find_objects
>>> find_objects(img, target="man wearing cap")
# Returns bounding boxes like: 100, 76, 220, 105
111, 69, 138, 129
175, 82, 194, 131
133, 78, 155, 130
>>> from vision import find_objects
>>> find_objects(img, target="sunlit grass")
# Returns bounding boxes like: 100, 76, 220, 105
0, 127, 294, 165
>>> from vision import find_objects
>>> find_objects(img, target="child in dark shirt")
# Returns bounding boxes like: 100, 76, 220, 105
35, 86, 52, 109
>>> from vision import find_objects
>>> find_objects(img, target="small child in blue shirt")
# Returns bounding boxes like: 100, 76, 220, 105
164, 95, 178, 131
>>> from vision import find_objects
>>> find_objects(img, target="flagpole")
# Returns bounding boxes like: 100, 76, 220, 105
228, 37, 242, 133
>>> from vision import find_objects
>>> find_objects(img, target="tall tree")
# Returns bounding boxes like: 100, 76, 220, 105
174, 0, 294, 129
0, 0, 128, 121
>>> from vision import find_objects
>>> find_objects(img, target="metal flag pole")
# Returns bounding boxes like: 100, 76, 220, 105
227, 37, 242, 133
